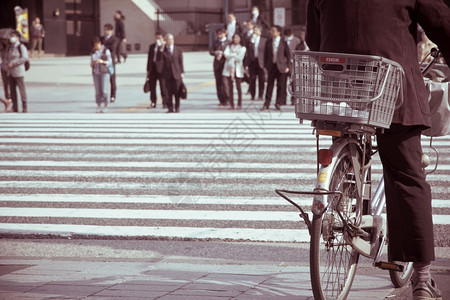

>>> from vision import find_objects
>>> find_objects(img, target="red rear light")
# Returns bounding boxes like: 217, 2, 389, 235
318, 149, 333, 166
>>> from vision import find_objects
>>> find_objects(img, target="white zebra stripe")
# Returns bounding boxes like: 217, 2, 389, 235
0, 223, 311, 242
1, 194, 448, 208
0, 208, 449, 225
0, 160, 448, 171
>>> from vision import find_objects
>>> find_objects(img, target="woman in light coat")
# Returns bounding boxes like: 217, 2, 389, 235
222, 33, 246, 109
90, 37, 113, 113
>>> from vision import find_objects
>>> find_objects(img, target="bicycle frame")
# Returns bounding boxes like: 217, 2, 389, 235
277, 127, 388, 260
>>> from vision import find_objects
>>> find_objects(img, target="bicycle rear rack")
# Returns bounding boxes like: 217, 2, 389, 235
275, 189, 343, 235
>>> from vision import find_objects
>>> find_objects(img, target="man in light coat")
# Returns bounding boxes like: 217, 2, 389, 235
5, 31, 28, 113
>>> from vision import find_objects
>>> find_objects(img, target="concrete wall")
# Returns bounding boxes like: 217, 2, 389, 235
155, 0, 224, 9
99, 0, 157, 54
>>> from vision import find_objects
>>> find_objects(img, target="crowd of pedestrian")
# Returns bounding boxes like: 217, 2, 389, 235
206, 7, 309, 112
0, 6, 445, 116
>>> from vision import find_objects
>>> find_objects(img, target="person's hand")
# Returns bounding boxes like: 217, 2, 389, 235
285, 67, 289, 73
8, 62, 13, 68
123, 38, 127, 43
181, 73, 185, 79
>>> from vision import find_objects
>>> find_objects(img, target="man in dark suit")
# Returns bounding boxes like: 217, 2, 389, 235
283, 28, 300, 105
251, 6, 271, 38
247, 26, 266, 101
225, 13, 242, 42
158, 33, 184, 113
307, 1, 450, 298
102, 24, 118, 103
146, 32, 165, 108
284, 28, 300, 52
262, 25, 292, 110
210, 28, 228, 106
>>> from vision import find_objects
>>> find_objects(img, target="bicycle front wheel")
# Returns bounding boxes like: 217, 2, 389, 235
388, 248, 413, 287
310, 146, 360, 300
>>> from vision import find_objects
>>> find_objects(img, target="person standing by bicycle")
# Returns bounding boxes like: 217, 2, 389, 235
306, 1, 450, 299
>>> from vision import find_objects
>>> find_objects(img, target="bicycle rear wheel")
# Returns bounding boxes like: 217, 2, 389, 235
310, 146, 360, 300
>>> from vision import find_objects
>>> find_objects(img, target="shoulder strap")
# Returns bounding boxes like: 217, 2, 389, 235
18, 43, 23, 58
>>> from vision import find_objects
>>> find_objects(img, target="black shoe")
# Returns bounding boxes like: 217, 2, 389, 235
167, 110, 174, 113
260, 105, 269, 111
150, 102, 156, 108
22, 109, 27, 113
175, 108, 180, 113
110, 97, 115, 103
258, 96, 263, 101
7, 108, 18, 113
275, 104, 281, 111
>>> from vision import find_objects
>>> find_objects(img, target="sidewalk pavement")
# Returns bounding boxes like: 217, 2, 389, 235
2, 239, 449, 300
0, 256, 402, 300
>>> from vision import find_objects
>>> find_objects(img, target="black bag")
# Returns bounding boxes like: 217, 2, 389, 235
98, 63, 110, 74
143, 78, 150, 93
179, 81, 187, 99
98, 48, 113, 74
18, 44, 30, 71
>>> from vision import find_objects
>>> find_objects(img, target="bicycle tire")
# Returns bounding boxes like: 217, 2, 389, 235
310, 145, 360, 299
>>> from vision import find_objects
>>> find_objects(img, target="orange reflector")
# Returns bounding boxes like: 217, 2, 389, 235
319, 149, 333, 166
317, 129, 342, 137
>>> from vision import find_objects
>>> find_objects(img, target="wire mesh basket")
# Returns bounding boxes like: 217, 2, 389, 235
289, 51, 404, 129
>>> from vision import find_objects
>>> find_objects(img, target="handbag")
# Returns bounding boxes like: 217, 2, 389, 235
422, 79, 450, 137
143, 78, 150, 93
98, 48, 114, 74
98, 63, 110, 74
179, 81, 187, 99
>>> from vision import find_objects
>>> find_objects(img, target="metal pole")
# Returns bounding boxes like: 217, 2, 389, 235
156, 9, 160, 32
224, 0, 229, 24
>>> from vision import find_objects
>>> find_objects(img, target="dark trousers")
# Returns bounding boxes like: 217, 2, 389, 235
9, 76, 27, 112
115, 40, 127, 62
214, 66, 226, 104
377, 124, 434, 262
249, 59, 264, 99
223, 76, 242, 108
1, 69, 10, 99
265, 63, 287, 107
110, 68, 116, 98
164, 77, 181, 112
149, 67, 164, 104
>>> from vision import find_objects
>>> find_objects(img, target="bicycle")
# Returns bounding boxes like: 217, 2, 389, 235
277, 50, 441, 299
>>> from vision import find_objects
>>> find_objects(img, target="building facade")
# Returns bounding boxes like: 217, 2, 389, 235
0, 0, 307, 56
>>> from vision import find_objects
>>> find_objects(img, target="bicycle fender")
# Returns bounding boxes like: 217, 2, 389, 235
312, 137, 360, 215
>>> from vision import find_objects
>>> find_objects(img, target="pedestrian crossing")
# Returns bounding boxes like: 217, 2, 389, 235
0, 112, 449, 243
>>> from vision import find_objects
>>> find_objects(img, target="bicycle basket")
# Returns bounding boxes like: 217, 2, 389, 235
290, 51, 404, 128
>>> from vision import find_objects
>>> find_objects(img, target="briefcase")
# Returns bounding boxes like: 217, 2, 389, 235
179, 81, 187, 99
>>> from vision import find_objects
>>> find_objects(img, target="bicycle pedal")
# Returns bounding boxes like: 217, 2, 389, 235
374, 261, 404, 272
